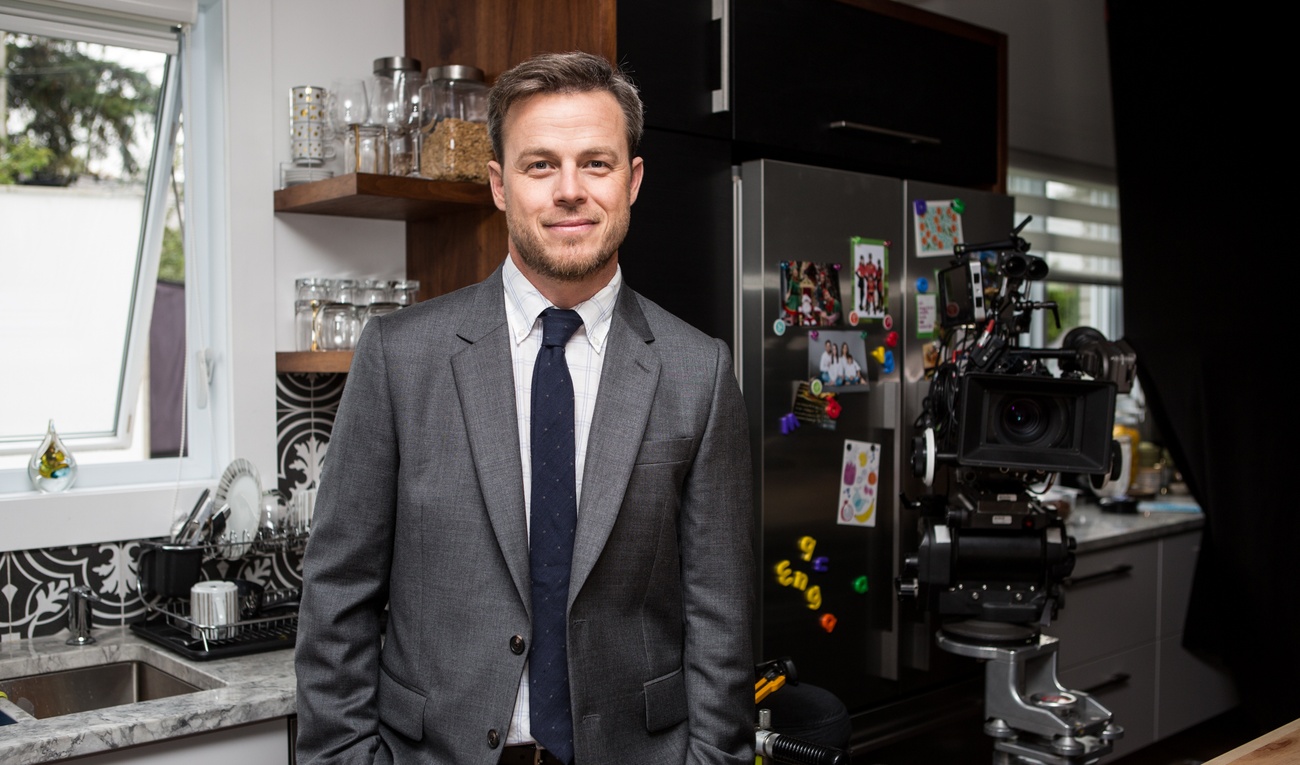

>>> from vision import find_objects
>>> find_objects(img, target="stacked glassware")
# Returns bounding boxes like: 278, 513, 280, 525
294, 278, 420, 352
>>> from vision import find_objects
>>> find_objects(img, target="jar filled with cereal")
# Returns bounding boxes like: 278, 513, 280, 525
418, 65, 492, 184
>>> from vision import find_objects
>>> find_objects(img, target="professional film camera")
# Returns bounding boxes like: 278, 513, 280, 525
896, 218, 1136, 765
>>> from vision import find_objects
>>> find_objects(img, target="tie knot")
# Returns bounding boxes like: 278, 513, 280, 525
540, 307, 583, 348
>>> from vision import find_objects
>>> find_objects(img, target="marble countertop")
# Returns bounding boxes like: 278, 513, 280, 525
1065, 493, 1204, 552
0, 494, 1202, 762
0, 627, 295, 763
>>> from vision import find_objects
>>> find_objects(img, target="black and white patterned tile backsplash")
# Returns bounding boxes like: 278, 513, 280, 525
0, 372, 345, 641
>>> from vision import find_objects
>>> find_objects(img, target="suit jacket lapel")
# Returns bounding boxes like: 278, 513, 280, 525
570, 289, 659, 598
449, 268, 531, 606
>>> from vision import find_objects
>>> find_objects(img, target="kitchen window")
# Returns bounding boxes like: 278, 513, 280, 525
1008, 164, 1123, 347
1, 0, 224, 542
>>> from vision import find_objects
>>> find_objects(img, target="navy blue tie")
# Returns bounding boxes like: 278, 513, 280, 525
529, 307, 583, 765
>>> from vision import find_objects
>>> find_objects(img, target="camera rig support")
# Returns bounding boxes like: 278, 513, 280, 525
895, 218, 1133, 764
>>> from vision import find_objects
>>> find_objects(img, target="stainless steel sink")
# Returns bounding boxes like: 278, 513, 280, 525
0, 661, 203, 719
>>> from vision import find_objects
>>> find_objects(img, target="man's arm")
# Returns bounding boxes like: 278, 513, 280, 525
679, 337, 756, 765
295, 322, 400, 765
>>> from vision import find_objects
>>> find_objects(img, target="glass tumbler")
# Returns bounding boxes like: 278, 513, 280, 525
361, 302, 402, 333
296, 277, 333, 302
295, 299, 322, 351
315, 302, 358, 351
345, 124, 388, 174
390, 280, 420, 306
357, 278, 390, 305
330, 278, 359, 305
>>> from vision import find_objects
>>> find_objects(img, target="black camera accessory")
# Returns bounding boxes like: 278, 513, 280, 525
956, 373, 1117, 475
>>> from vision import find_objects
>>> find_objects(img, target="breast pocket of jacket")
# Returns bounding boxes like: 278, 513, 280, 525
634, 437, 694, 466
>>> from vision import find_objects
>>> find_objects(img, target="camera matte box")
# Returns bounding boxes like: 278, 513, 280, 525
957, 373, 1117, 474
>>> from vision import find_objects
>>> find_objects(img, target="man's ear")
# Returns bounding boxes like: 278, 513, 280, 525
628, 156, 645, 205
488, 160, 507, 211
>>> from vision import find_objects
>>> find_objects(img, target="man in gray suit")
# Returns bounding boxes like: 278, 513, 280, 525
296, 51, 755, 765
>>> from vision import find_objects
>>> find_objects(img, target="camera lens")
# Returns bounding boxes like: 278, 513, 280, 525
993, 395, 1067, 448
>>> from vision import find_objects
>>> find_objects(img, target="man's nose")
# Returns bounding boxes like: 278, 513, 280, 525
554, 164, 587, 205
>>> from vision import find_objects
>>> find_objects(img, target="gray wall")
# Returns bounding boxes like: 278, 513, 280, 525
898, 0, 1115, 176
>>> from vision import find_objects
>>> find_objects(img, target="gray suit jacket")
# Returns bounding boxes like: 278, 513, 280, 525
296, 266, 755, 765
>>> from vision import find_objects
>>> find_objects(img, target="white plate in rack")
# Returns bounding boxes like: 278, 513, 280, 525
212, 458, 262, 559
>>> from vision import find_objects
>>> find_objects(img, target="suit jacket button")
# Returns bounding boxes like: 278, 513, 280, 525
510, 634, 526, 654
487, 729, 501, 748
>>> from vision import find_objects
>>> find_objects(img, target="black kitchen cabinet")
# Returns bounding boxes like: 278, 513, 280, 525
403, 0, 1004, 299
617, 0, 1006, 191
618, 128, 736, 345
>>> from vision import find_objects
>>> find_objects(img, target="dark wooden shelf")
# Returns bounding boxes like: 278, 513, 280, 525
276, 351, 354, 373
274, 173, 495, 221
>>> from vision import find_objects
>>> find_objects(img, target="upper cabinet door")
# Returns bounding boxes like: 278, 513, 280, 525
617, 0, 733, 140
615, 0, 1005, 190
731, 0, 1004, 189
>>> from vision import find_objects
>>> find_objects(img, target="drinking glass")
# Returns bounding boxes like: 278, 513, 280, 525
372, 75, 421, 176
356, 278, 391, 305
361, 302, 401, 333
328, 78, 370, 137
390, 280, 420, 306
315, 302, 358, 351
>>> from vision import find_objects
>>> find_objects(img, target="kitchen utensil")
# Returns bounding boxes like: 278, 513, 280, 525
258, 586, 301, 614
203, 503, 230, 549
258, 489, 285, 539
138, 542, 204, 599
213, 458, 262, 558
228, 579, 265, 619
171, 488, 211, 544
189, 581, 241, 640
177, 493, 216, 546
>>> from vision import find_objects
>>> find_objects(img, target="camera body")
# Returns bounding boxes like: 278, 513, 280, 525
898, 220, 1136, 627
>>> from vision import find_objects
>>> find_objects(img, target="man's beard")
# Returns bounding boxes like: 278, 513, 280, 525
508, 204, 631, 283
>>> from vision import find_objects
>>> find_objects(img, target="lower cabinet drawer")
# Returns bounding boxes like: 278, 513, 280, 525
1058, 642, 1157, 761
1046, 540, 1159, 669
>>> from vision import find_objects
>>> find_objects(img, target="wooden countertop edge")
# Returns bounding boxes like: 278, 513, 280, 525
1204, 716, 1300, 764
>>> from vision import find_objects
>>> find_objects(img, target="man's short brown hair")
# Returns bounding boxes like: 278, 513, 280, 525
487, 51, 644, 162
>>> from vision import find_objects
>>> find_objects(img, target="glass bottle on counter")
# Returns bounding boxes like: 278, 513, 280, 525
417, 65, 492, 184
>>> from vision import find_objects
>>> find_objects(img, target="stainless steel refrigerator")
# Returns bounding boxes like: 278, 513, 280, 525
736, 159, 1016, 716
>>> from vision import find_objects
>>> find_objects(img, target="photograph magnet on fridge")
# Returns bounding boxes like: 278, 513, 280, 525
779, 260, 844, 327
808, 329, 870, 393
850, 237, 889, 321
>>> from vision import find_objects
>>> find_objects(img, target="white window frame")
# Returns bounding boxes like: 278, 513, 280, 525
1008, 152, 1124, 347
0, 0, 230, 552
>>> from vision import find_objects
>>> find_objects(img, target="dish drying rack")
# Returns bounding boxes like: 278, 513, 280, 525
130, 530, 309, 661
131, 592, 299, 661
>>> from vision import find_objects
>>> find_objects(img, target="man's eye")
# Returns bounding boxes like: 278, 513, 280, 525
528, 161, 551, 171
589, 160, 606, 169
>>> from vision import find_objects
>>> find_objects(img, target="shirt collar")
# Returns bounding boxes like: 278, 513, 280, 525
502, 256, 621, 354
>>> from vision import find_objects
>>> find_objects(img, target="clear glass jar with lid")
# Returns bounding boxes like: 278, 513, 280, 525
373, 56, 423, 176
418, 65, 492, 183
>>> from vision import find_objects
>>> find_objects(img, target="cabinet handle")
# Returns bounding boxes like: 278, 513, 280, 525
1080, 672, 1131, 695
1062, 564, 1133, 588
711, 0, 730, 112
829, 120, 941, 146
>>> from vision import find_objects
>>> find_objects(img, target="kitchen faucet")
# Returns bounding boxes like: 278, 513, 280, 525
66, 585, 102, 645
